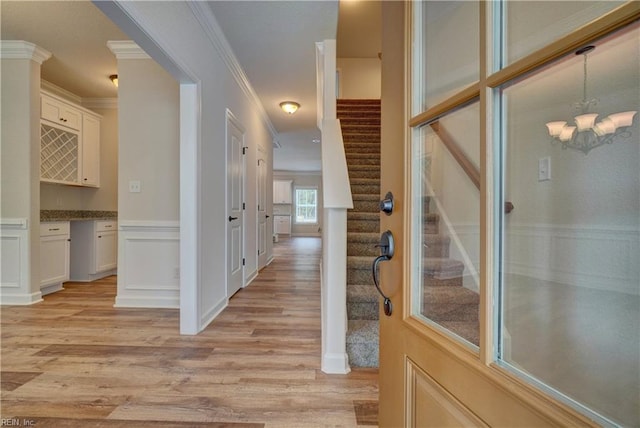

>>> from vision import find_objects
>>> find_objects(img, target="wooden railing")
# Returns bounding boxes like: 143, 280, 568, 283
429, 121, 514, 214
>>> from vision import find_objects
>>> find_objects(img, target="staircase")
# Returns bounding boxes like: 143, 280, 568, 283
339, 99, 479, 368
338, 99, 382, 368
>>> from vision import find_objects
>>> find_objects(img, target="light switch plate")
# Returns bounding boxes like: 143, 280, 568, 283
538, 157, 551, 181
129, 180, 141, 193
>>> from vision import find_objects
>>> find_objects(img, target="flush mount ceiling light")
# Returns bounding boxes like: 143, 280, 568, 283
279, 101, 300, 115
545, 45, 637, 155
109, 74, 118, 87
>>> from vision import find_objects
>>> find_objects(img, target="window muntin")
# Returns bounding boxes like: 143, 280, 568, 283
497, 23, 639, 427
412, 1, 479, 115
410, 102, 481, 348
295, 188, 318, 224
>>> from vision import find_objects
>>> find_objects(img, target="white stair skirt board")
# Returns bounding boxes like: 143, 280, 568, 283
116, 221, 180, 308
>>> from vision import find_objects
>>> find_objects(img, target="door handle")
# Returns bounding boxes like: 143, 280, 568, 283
266, 215, 270, 218
228, 216, 238, 222
372, 230, 394, 316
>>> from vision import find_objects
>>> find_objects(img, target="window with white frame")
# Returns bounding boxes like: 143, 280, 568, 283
294, 187, 317, 224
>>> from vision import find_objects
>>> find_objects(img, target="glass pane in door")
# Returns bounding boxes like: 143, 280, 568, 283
497, 23, 639, 426
412, 1, 479, 114
502, 1, 625, 68
411, 102, 480, 347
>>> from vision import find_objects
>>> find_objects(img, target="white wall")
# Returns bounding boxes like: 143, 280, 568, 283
274, 171, 323, 236
337, 58, 380, 99
100, 2, 275, 329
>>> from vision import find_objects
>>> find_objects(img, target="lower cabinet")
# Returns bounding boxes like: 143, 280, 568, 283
40, 222, 70, 295
70, 220, 117, 281
274, 215, 291, 235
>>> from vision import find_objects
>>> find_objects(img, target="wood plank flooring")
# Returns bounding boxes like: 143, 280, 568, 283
1, 237, 379, 427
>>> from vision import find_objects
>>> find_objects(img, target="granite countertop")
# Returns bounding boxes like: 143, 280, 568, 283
40, 210, 118, 222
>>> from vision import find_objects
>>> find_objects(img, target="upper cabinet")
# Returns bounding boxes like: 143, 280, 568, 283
273, 180, 292, 204
40, 91, 101, 188
41, 95, 82, 131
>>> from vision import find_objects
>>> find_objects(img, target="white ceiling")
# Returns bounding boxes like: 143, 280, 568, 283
1, 0, 378, 173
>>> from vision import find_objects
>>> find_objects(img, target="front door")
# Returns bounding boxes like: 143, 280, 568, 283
227, 111, 245, 297
379, 2, 639, 427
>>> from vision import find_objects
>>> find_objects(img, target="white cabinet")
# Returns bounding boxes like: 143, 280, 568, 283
40, 91, 101, 187
95, 221, 117, 273
40, 221, 70, 295
41, 95, 81, 130
274, 215, 291, 235
81, 114, 100, 187
273, 180, 292, 204
70, 220, 117, 281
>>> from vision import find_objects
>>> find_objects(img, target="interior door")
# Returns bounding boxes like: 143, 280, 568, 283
257, 146, 268, 269
227, 111, 244, 298
378, 2, 638, 427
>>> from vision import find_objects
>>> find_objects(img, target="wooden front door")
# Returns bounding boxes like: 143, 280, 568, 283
378, 2, 639, 427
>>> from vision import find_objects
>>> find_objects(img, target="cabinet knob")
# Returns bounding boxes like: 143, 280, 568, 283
98, 235, 102, 238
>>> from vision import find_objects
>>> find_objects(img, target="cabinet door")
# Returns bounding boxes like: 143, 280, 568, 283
41, 95, 81, 130
40, 235, 70, 288
95, 230, 117, 273
81, 115, 100, 187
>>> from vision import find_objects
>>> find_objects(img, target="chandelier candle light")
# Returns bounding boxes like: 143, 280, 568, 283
545, 45, 636, 155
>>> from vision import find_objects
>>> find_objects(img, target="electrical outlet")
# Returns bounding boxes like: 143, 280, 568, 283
538, 157, 551, 182
129, 180, 141, 193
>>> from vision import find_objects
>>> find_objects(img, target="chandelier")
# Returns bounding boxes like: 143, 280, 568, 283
545, 45, 637, 155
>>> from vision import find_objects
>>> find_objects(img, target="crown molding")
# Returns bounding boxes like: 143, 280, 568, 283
40, 80, 82, 104
107, 40, 150, 59
186, 2, 278, 140
0, 40, 51, 64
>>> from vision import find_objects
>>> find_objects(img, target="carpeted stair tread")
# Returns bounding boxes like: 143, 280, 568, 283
342, 133, 382, 143
424, 234, 452, 258
349, 168, 380, 179
346, 320, 379, 367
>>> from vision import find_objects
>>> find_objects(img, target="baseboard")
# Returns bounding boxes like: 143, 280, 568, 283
321, 352, 351, 374
115, 294, 179, 309
0, 291, 43, 306
245, 269, 258, 287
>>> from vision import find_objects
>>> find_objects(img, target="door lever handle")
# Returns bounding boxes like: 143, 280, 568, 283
372, 255, 393, 316
372, 230, 395, 316
228, 216, 238, 222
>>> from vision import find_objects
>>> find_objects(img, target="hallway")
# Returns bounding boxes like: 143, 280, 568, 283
0, 237, 379, 427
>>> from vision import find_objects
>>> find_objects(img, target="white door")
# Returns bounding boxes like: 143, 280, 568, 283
227, 111, 245, 297
257, 146, 268, 269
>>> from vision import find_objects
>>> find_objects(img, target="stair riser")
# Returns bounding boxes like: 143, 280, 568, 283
424, 242, 450, 258
342, 134, 381, 143
423, 276, 464, 287
347, 221, 379, 233
346, 343, 379, 368
349, 170, 381, 180
345, 146, 380, 154
339, 118, 381, 126
351, 185, 380, 195
347, 241, 379, 257
346, 157, 381, 166
347, 302, 380, 321
352, 200, 379, 212
347, 268, 374, 285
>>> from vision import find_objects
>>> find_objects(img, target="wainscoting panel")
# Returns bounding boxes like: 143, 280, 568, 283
116, 221, 180, 308
505, 224, 640, 295
0, 218, 42, 305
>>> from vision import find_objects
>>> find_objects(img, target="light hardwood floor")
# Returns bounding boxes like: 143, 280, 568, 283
1, 237, 379, 427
